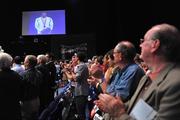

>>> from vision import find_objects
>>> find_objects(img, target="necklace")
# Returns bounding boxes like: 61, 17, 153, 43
41, 18, 46, 28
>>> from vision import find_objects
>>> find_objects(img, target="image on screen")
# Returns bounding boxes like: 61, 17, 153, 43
22, 10, 66, 35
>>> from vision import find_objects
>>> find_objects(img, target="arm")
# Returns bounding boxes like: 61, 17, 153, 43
49, 17, 53, 30
35, 18, 41, 34
74, 64, 88, 83
114, 66, 144, 102
35, 19, 39, 30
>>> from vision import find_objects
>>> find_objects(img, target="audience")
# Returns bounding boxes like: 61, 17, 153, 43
2, 23, 180, 120
95, 23, 180, 120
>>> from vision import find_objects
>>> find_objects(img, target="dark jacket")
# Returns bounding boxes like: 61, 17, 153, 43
20, 68, 43, 101
0, 69, 23, 120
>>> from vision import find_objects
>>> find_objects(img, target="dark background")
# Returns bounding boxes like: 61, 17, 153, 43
0, 0, 179, 59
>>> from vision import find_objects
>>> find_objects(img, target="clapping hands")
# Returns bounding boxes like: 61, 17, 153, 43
94, 93, 126, 117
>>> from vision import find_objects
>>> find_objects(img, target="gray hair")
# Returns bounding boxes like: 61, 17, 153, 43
0, 46, 4, 52
0, 52, 13, 70
37, 54, 47, 64
25, 55, 37, 68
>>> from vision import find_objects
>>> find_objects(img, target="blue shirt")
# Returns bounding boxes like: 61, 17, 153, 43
106, 63, 144, 101
11, 64, 24, 74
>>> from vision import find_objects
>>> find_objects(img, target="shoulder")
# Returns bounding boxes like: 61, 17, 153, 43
128, 63, 141, 70
36, 17, 41, 20
47, 17, 53, 20
158, 64, 180, 92
125, 63, 144, 74
77, 62, 87, 67
163, 64, 180, 84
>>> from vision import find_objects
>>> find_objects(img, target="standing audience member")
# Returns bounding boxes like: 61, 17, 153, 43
11, 56, 25, 74
0, 52, 23, 120
36, 54, 51, 113
95, 23, 180, 120
66, 52, 89, 120
45, 52, 56, 101
20, 55, 43, 120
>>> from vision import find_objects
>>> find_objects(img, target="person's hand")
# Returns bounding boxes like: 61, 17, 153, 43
64, 71, 73, 80
87, 76, 98, 86
94, 94, 126, 117
90, 108, 96, 119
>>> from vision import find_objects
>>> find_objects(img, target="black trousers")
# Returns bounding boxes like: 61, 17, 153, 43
74, 95, 88, 120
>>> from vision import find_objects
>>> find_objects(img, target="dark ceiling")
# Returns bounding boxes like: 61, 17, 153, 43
1, 0, 180, 56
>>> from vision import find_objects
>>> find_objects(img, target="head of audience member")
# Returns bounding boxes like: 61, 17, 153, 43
75, 51, 87, 63
91, 55, 98, 64
113, 41, 136, 68
106, 49, 115, 67
0, 52, 13, 70
45, 52, 54, 62
134, 53, 143, 65
24, 55, 37, 70
90, 65, 104, 79
134, 53, 148, 72
37, 54, 47, 65
71, 53, 78, 67
13, 56, 22, 65
93, 56, 103, 65
103, 54, 109, 65
140, 23, 180, 68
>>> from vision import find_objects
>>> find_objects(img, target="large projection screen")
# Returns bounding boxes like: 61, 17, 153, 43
22, 10, 66, 36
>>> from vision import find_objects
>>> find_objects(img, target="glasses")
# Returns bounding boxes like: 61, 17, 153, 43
140, 38, 145, 44
140, 38, 155, 44
113, 51, 120, 54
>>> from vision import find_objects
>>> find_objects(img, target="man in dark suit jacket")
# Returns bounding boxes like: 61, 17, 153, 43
95, 23, 180, 120
20, 55, 43, 120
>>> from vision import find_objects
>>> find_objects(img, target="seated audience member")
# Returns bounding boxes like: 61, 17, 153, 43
106, 41, 145, 102
101, 49, 118, 93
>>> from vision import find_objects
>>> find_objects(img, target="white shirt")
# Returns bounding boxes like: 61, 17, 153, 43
35, 16, 54, 34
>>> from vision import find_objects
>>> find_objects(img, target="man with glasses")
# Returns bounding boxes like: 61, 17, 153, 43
106, 41, 145, 102
93, 41, 145, 119
95, 23, 180, 120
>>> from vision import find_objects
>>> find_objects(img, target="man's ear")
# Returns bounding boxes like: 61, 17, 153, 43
151, 39, 160, 53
